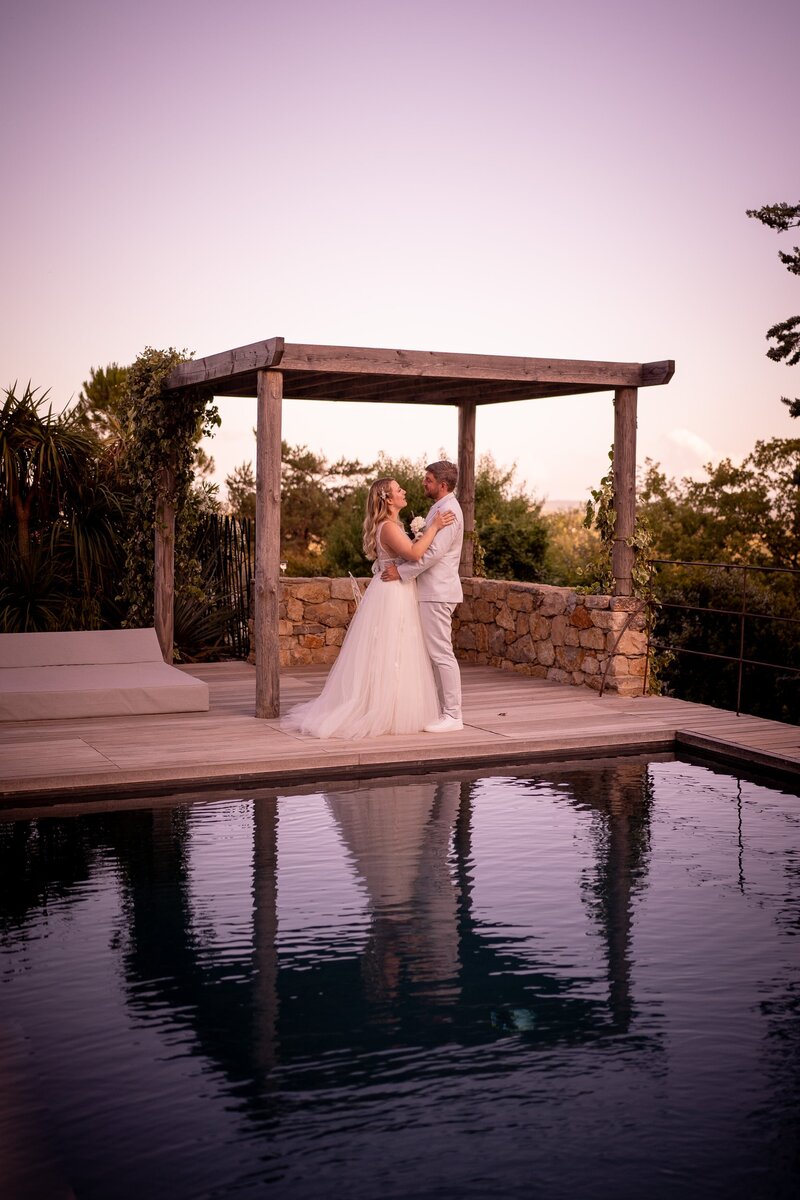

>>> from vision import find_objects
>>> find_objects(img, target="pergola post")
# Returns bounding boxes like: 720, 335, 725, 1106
612, 386, 638, 596
457, 400, 476, 576
255, 369, 283, 718
154, 466, 175, 662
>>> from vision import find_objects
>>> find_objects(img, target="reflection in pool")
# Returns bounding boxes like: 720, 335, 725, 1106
1, 757, 798, 1199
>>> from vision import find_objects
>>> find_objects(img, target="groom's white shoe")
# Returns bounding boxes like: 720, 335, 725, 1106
423, 715, 464, 733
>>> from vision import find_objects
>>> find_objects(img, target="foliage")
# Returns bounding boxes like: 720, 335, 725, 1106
0, 383, 127, 631
747, 201, 800, 415
640, 438, 800, 721
652, 565, 799, 724
578, 447, 655, 596
321, 452, 548, 581
225, 461, 256, 521
75, 363, 130, 441
119, 347, 220, 631
639, 439, 800, 569
541, 507, 601, 587
224, 443, 374, 572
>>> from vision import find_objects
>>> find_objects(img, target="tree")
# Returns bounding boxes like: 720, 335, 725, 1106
324, 452, 548, 582
225, 461, 256, 521
639, 438, 800, 569
542, 507, 601, 586
75, 363, 130, 440
0, 383, 127, 630
638, 439, 800, 723
746, 202, 800, 415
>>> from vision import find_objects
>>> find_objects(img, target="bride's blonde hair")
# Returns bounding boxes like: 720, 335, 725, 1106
362, 478, 395, 560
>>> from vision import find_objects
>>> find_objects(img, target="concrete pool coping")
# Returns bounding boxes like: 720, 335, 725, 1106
0, 662, 797, 810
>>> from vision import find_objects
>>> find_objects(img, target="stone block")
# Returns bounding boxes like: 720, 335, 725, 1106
591, 611, 628, 631
529, 615, 551, 640
489, 627, 507, 656
505, 634, 534, 664
584, 674, 602, 691
550, 614, 567, 645
569, 604, 594, 629
546, 668, 572, 684
300, 633, 325, 650
603, 655, 634, 677
293, 581, 330, 603
530, 665, 549, 679
286, 597, 303, 622
456, 626, 477, 651
289, 647, 314, 665
615, 629, 648, 656
583, 655, 600, 674
508, 588, 534, 612
478, 580, 506, 603
579, 627, 606, 650
330, 576, 367, 600
606, 674, 644, 697
583, 594, 610, 610
610, 596, 644, 612
325, 627, 346, 646
564, 626, 580, 646
474, 623, 489, 653
496, 604, 516, 631
537, 590, 568, 617
278, 619, 293, 636
572, 670, 586, 686
516, 613, 529, 637
535, 641, 555, 667
555, 644, 584, 671
457, 600, 475, 622
305, 599, 350, 627
474, 599, 495, 623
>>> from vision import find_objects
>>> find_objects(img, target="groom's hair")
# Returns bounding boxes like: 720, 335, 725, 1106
427, 460, 458, 492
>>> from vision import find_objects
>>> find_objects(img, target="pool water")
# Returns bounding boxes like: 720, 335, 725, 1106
1, 756, 798, 1199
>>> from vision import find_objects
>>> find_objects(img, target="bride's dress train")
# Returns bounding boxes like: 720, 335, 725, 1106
282, 528, 440, 739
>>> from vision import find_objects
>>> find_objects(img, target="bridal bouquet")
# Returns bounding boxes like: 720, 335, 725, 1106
410, 516, 425, 540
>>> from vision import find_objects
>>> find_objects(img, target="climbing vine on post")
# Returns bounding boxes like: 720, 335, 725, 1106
579, 446, 669, 694
578, 446, 654, 595
120, 347, 220, 631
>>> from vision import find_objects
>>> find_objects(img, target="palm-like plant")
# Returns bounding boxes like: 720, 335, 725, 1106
0, 384, 128, 631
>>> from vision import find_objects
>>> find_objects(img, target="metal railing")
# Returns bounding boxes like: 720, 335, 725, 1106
644, 559, 800, 716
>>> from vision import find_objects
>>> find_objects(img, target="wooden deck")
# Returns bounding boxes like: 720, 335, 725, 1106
1, 662, 798, 811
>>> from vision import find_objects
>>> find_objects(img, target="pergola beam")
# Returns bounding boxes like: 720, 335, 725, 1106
155, 339, 674, 714
166, 337, 285, 390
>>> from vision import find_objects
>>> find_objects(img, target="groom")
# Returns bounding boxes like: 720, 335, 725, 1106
382, 460, 464, 732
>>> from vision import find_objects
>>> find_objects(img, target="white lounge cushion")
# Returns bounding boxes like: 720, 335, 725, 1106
0, 629, 210, 720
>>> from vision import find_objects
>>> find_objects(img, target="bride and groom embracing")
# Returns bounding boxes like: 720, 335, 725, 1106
283, 460, 465, 739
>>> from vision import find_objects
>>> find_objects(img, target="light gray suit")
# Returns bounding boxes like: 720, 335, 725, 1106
397, 493, 463, 718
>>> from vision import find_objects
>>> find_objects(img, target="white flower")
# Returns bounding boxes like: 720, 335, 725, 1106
410, 516, 425, 538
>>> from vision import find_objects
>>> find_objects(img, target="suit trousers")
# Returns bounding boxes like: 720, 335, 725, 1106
418, 601, 462, 719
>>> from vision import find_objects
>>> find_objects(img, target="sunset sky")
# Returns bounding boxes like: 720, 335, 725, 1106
3, 0, 798, 504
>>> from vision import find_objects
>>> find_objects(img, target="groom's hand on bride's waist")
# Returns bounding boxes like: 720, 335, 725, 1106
381, 563, 400, 582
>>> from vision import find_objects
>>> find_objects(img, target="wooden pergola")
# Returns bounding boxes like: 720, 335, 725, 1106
164, 339, 674, 717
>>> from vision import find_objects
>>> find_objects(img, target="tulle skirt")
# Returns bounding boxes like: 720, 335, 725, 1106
282, 576, 440, 738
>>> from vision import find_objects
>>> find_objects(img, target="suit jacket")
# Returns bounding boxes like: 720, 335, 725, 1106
397, 493, 464, 602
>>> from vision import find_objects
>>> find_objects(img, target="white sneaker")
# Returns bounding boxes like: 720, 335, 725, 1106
423, 715, 464, 733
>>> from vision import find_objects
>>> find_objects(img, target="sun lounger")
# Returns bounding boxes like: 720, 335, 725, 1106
0, 628, 209, 720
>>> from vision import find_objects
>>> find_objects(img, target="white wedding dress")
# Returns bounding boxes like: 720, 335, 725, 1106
282, 524, 440, 738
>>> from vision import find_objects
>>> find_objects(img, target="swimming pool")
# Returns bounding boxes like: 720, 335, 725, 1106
1, 756, 798, 1199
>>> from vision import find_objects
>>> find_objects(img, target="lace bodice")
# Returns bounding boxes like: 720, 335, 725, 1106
374, 521, 404, 572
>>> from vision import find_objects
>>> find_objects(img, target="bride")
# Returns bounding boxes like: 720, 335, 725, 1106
282, 477, 455, 738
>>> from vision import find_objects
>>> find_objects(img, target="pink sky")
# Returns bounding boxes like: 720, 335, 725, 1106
3, 0, 798, 502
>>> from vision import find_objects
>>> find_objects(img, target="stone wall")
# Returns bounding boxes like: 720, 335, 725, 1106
249, 577, 648, 697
